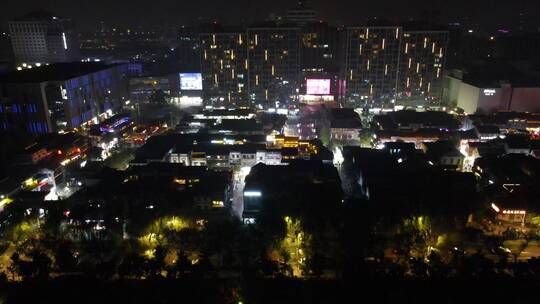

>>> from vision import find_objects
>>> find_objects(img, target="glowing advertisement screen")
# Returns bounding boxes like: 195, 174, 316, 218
180, 73, 203, 91
306, 78, 331, 95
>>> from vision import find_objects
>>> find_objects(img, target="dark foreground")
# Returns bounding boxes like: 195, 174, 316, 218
1, 277, 539, 303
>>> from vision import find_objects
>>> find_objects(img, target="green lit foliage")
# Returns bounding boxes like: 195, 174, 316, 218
138, 216, 192, 256
271, 216, 312, 278
529, 214, 540, 229
394, 216, 436, 260
319, 125, 331, 147
359, 130, 374, 148
5, 220, 41, 245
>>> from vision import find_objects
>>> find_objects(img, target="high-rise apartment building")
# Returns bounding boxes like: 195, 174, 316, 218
397, 30, 448, 105
247, 27, 301, 105
200, 29, 248, 106
301, 23, 340, 76
343, 26, 448, 107
344, 26, 401, 106
198, 19, 448, 108
8, 11, 80, 66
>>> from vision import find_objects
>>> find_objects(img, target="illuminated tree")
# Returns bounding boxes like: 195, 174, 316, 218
273, 216, 312, 277
319, 125, 331, 147
394, 216, 436, 261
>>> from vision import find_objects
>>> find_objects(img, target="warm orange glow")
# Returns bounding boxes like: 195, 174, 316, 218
173, 178, 186, 185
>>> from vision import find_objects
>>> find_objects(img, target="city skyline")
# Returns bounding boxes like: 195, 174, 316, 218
2, 1, 540, 302
1, 0, 540, 31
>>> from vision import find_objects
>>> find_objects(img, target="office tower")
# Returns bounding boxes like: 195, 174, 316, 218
200, 29, 248, 106
344, 26, 401, 106
247, 27, 301, 105
8, 11, 80, 66
398, 30, 448, 105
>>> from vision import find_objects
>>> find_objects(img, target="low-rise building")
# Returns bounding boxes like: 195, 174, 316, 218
445, 68, 540, 114
327, 108, 362, 144
475, 125, 500, 141
423, 141, 464, 170
132, 133, 325, 170
373, 110, 461, 131
242, 160, 342, 220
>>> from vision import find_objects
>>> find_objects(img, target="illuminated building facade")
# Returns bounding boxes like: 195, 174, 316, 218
8, 11, 80, 66
344, 27, 401, 106
397, 31, 448, 105
0, 63, 129, 133
247, 27, 301, 105
200, 30, 248, 106
301, 23, 340, 77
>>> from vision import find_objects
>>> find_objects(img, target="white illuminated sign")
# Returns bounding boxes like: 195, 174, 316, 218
483, 89, 496, 96
180, 73, 203, 91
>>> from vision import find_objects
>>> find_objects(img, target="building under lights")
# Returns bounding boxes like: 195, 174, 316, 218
343, 26, 449, 107
397, 30, 448, 105
344, 26, 402, 106
200, 27, 248, 106
8, 11, 80, 66
300, 22, 341, 81
247, 26, 301, 105
0, 62, 129, 133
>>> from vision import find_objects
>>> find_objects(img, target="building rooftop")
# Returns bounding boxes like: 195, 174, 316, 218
330, 120, 362, 129
209, 119, 263, 133
200, 108, 254, 117
424, 141, 462, 159
470, 112, 540, 127
476, 125, 501, 134
13, 11, 69, 22
132, 133, 269, 164
476, 154, 540, 186
0, 62, 120, 83
456, 129, 479, 141
385, 110, 461, 130
329, 108, 359, 120
341, 146, 477, 215
245, 160, 341, 191
375, 128, 447, 140
459, 62, 540, 88
329, 108, 363, 129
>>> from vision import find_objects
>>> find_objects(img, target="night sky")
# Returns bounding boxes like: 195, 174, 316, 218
1, 0, 540, 31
